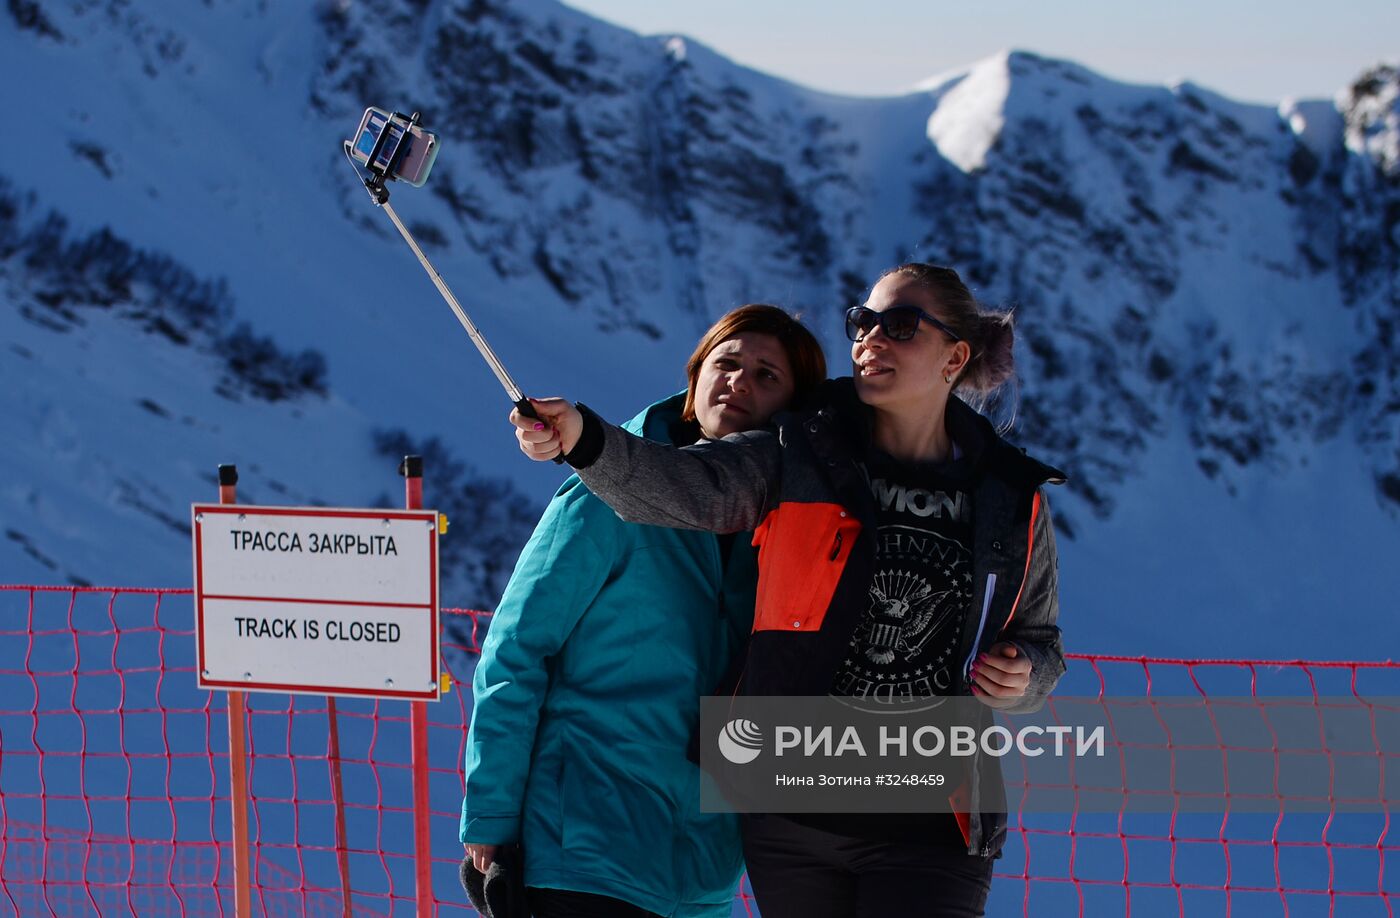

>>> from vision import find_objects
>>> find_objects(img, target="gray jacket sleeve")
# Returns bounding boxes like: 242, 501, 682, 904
574, 411, 783, 534
999, 492, 1066, 714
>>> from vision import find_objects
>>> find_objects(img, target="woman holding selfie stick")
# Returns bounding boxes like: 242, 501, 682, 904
461, 305, 825, 918
511, 264, 1066, 918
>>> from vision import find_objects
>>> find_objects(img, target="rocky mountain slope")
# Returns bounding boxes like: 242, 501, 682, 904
2, 0, 1396, 654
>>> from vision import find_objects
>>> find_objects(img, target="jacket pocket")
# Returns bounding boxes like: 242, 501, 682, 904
750, 502, 860, 633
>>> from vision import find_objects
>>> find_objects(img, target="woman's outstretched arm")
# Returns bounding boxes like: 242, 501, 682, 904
512, 399, 782, 534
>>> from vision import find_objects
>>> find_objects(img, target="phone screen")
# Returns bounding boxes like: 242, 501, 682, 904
356, 112, 404, 171
351, 108, 438, 186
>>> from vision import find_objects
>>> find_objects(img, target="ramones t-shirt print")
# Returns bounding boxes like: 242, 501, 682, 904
832, 448, 976, 703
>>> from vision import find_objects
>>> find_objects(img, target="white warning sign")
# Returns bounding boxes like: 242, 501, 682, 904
192, 504, 440, 700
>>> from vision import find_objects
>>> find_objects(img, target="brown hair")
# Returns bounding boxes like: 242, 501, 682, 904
879, 263, 1015, 396
680, 304, 827, 423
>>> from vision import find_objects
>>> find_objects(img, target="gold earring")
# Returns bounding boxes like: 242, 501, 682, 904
944, 374, 952, 383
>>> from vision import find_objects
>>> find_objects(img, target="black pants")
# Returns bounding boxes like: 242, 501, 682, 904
741, 815, 994, 918
526, 886, 664, 918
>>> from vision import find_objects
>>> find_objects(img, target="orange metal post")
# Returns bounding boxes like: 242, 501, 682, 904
219, 465, 253, 917
327, 697, 352, 917
403, 456, 434, 916
411, 700, 432, 915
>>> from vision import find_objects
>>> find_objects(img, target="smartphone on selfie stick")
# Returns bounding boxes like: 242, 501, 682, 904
343, 107, 560, 460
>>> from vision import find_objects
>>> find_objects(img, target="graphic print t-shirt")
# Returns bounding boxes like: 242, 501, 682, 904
831, 449, 976, 704
798, 446, 978, 845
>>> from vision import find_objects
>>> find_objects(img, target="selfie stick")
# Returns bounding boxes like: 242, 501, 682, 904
343, 116, 562, 461
381, 194, 531, 409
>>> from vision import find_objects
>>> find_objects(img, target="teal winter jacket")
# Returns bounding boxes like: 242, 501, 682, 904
460, 393, 755, 917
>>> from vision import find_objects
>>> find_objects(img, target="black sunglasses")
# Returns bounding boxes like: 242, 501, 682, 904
844, 305, 962, 343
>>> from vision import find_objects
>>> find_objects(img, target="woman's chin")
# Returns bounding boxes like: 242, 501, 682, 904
697, 417, 731, 439
701, 406, 755, 438
854, 373, 897, 405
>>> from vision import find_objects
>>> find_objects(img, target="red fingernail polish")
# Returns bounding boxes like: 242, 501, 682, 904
534, 423, 545, 431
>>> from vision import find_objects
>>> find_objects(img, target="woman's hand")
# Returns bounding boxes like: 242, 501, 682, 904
464, 842, 498, 874
511, 398, 582, 461
969, 641, 1031, 709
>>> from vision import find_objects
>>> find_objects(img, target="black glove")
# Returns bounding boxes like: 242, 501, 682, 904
459, 844, 528, 918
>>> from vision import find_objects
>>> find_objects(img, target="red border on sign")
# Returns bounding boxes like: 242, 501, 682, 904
198, 675, 439, 701
192, 504, 441, 701
195, 506, 435, 521
202, 594, 431, 609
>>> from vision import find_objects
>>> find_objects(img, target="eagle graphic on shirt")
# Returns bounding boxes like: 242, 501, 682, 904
860, 570, 959, 664
850, 524, 973, 668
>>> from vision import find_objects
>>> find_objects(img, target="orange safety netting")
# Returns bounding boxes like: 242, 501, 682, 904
0, 585, 1394, 916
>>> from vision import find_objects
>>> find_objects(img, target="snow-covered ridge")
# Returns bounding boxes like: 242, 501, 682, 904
2, 0, 1398, 657
0, 173, 540, 606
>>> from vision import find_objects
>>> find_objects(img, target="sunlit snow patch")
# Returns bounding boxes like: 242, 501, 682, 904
926, 52, 1011, 173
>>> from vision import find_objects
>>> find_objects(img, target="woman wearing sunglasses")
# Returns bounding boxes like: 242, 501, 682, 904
510, 264, 1066, 918
462, 304, 826, 918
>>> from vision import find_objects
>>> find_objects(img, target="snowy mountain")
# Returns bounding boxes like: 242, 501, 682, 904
2, 0, 1397, 655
